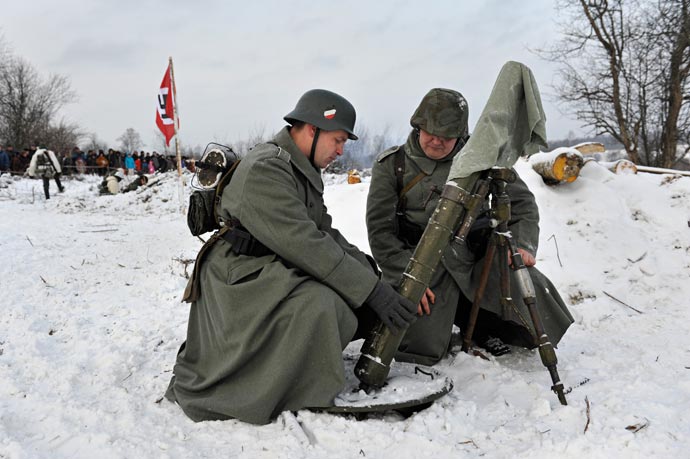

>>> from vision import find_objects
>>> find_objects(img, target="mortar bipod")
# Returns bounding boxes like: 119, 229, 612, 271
460, 170, 568, 406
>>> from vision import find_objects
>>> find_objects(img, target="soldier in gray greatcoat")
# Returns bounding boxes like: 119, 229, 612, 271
366, 88, 573, 365
165, 89, 416, 425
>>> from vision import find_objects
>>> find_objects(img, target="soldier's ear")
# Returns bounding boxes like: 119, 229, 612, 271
308, 124, 318, 138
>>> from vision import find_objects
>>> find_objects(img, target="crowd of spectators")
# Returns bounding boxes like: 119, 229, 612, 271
0, 144, 196, 178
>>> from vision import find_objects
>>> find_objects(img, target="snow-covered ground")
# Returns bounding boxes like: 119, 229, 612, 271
1, 159, 689, 458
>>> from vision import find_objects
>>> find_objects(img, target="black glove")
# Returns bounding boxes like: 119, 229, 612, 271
365, 281, 417, 332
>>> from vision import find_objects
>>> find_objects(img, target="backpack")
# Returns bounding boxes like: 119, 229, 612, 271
187, 143, 240, 236
99, 172, 113, 190
36, 151, 55, 178
98, 170, 123, 195
99, 174, 117, 194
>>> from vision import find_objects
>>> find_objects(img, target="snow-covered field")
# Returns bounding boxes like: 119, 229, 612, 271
1, 159, 689, 458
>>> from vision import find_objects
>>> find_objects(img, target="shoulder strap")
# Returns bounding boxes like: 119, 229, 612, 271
394, 147, 405, 196
394, 148, 428, 203
212, 159, 242, 225
182, 226, 230, 303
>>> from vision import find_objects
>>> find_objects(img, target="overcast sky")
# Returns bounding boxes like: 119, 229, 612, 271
2, 0, 584, 152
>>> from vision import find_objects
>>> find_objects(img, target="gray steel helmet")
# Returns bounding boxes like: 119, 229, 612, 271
410, 88, 469, 139
284, 89, 358, 140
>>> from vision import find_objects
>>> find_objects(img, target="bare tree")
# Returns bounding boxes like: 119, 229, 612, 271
152, 130, 202, 158
337, 124, 370, 172
153, 130, 171, 154
230, 125, 271, 157
370, 125, 397, 164
43, 119, 82, 154
541, 0, 689, 167
326, 123, 399, 173
83, 132, 109, 153
0, 34, 9, 73
0, 54, 78, 149
117, 127, 143, 153
182, 144, 203, 159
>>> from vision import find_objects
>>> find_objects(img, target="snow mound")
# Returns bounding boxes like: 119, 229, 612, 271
1, 160, 689, 458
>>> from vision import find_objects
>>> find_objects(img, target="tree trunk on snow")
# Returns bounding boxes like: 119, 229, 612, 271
530, 148, 584, 184
598, 159, 638, 174
572, 142, 606, 155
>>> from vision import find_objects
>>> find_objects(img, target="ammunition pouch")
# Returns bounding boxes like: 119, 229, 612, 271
395, 212, 425, 248
187, 189, 218, 236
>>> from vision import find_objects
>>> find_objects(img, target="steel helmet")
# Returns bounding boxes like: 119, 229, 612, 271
410, 88, 469, 139
284, 89, 358, 140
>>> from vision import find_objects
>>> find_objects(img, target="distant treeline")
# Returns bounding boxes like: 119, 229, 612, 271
547, 134, 624, 151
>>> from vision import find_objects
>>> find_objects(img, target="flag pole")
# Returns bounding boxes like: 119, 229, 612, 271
168, 56, 185, 215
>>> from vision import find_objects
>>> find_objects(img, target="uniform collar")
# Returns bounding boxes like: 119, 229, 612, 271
273, 126, 324, 193
403, 130, 460, 175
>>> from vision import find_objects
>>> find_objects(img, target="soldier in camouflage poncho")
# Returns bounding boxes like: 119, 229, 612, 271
366, 88, 573, 365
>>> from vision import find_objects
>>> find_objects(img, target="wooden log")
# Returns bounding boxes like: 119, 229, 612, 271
636, 165, 690, 177
530, 147, 584, 184
572, 142, 606, 155
347, 169, 362, 184
598, 159, 638, 175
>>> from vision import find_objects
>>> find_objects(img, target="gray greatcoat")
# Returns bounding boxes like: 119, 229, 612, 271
366, 132, 573, 365
166, 127, 379, 424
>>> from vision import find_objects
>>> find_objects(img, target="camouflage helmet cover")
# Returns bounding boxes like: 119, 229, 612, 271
284, 89, 358, 140
410, 88, 469, 139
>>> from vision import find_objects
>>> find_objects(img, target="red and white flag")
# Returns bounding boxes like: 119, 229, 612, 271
156, 64, 176, 146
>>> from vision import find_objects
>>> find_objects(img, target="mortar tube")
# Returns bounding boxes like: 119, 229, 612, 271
355, 172, 484, 388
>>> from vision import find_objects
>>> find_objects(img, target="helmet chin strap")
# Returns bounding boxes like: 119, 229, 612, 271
309, 127, 321, 169
453, 134, 470, 155
413, 128, 422, 150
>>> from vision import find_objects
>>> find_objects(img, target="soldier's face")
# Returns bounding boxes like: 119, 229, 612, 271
419, 129, 456, 160
314, 129, 348, 168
